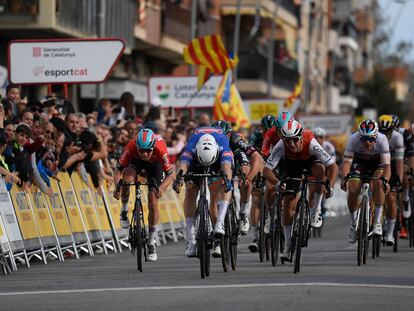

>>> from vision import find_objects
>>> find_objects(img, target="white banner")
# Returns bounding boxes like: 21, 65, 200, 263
8, 38, 125, 84
0, 179, 24, 246
299, 114, 353, 135
148, 76, 222, 108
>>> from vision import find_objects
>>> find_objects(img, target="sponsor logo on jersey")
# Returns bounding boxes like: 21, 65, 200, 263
194, 128, 223, 135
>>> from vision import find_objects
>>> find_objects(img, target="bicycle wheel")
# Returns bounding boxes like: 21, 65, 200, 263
229, 199, 238, 270
198, 198, 208, 279
372, 235, 380, 258
270, 203, 280, 267
294, 200, 305, 274
220, 212, 230, 272
357, 205, 364, 266
393, 209, 400, 253
362, 200, 370, 265
135, 206, 143, 272
258, 197, 266, 263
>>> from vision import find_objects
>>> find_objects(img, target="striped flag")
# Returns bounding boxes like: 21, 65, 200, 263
283, 77, 303, 109
184, 35, 238, 90
213, 70, 250, 130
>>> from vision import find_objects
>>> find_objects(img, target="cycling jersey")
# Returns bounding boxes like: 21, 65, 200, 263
265, 130, 335, 170
229, 131, 257, 156
398, 127, 414, 158
261, 126, 280, 159
322, 140, 336, 162
118, 134, 173, 175
387, 130, 404, 160
248, 128, 263, 151
343, 132, 390, 164
181, 127, 233, 166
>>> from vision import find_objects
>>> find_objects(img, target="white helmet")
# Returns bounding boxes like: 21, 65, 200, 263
196, 134, 219, 166
281, 120, 303, 138
314, 127, 326, 137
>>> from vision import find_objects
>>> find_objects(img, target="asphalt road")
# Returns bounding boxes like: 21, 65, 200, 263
0, 216, 413, 311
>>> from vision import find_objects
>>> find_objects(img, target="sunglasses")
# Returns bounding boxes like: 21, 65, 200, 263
283, 137, 301, 144
360, 136, 377, 143
138, 148, 153, 154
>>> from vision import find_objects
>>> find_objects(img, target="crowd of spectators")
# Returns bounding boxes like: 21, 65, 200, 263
0, 84, 230, 197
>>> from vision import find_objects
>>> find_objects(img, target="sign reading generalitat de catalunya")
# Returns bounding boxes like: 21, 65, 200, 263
8, 38, 125, 84
149, 76, 222, 108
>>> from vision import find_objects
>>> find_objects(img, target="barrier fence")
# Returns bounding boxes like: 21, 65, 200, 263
0, 172, 186, 274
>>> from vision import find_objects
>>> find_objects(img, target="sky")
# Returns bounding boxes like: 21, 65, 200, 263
379, 0, 414, 61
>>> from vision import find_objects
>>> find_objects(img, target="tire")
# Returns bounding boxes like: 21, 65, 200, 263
198, 198, 208, 279
362, 199, 369, 265
372, 235, 380, 259
294, 200, 305, 274
229, 201, 238, 270
259, 197, 266, 263
393, 212, 399, 253
270, 203, 280, 267
135, 206, 143, 272
357, 205, 364, 266
220, 213, 230, 272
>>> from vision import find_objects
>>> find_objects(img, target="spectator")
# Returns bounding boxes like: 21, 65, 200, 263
145, 97, 166, 131
3, 120, 15, 143
125, 120, 138, 140
65, 113, 79, 141
97, 98, 117, 127
19, 110, 34, 128
197, 113, 210, 127
115, 91, 135, 122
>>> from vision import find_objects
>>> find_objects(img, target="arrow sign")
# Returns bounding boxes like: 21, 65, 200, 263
8, 38, 125, 84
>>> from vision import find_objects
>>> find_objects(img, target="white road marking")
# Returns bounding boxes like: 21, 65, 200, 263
1, 282, 413, 296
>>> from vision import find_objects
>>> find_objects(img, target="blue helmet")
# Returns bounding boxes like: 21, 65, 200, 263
136, 128, 156, 150
359, 119, 378, 137
275, 111, 293, 129
260, 115, 276, 131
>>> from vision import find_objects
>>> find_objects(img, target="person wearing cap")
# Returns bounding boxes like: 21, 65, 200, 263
3, 124, 33, 191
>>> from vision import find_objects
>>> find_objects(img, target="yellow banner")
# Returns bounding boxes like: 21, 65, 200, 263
90, 186, 112, 231
58, 172, 86, 233
71, 173, 100, 231
9, 187, 39, 240
47, 178, 72, 236
250, 102, 279, 122
104, 182, 122, 230
29, 187, 54, 238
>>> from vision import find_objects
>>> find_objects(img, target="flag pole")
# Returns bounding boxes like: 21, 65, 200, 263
189, 0, 198, 76
182, 78, 210, 108
233, 0, 242, 80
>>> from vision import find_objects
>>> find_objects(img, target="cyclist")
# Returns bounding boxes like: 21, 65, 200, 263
173, 127, 233, 258
392, 115, 414, 224
341, 120, 391, 243
211, 120, 264, 236
245, 112, 294, 252
114, 128, 175, 262
378, 115, 404, 245
263, 120, 338, 260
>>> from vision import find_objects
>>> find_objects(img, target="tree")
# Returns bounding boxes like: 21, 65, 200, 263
356, 70, 403, 117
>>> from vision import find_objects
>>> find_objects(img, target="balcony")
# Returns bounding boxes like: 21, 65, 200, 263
237, 51, 299, 93
0, 0, 136, 48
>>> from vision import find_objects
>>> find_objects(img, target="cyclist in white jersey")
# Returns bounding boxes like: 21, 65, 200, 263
378, 115, 404, 245
393, 115, 414, 220
341, 120, 391, 243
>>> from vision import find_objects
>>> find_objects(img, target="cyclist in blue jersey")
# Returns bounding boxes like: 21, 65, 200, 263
173, 127, 233, 257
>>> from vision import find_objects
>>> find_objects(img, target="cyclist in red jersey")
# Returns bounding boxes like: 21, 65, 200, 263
114, 128, 175, 262
263, 120, 338, 259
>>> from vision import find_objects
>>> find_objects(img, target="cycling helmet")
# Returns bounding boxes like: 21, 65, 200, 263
136, 128, 156, 150
313, 127, 326, 137
358, 119, 378, 137
260, 115, 276, 131
392, 114, 400, 129
195, 134, 219, 166
211, 120, 232, 135
378, 115, 394, 132
281, 119, 303, 138
275, 111, 293, 129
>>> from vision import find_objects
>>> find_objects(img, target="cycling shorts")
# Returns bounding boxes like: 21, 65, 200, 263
128, 159, 164, 191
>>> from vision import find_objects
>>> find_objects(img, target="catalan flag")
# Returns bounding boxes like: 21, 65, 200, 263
184, 35, 238, 90
283, 77, 303, 109
213, 70, 250, 130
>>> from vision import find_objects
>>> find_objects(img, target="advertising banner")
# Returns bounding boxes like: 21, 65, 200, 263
148, 76, 222, 108
8, 38, 125, 84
